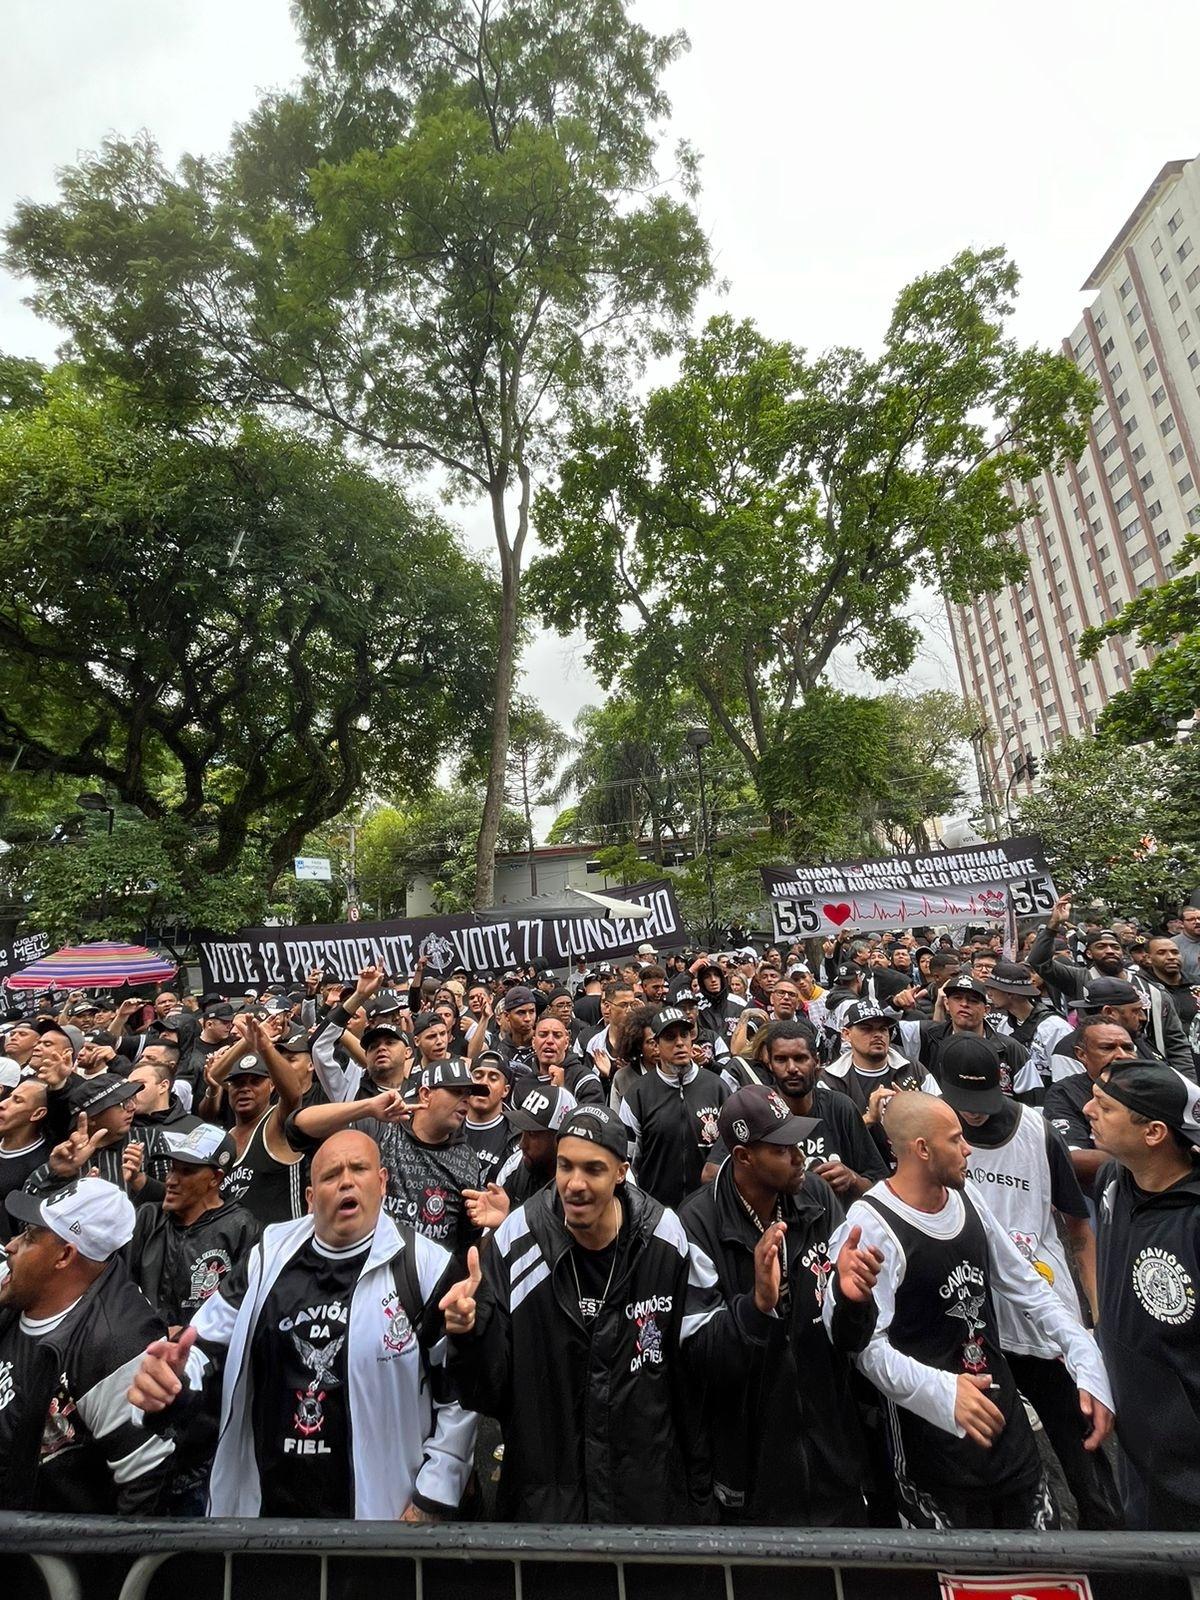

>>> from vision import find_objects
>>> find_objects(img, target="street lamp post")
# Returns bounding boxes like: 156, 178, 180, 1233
685, 727, 719, 944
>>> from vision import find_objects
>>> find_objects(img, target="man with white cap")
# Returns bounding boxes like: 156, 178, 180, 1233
0, 1176, 173, 1511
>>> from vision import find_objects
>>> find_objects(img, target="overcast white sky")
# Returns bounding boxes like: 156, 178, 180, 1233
4, 0, 1199, 748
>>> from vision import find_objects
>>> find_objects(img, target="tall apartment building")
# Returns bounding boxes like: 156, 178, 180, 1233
947, 155, 1200, 805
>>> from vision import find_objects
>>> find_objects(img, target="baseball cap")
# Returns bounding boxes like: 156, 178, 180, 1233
158, 1123, 237, 1170
226, 1053, 271, 1079
833, 964, 859, 983
503, 986, 537, 1013
472, 1048, 510, 1077
0, 1055, 21, 1091
718, 1084, 819, 1151
411, 1011, 443, 1037
637, 943, 657, 956
203, 1003, 235, 1021
843, 1001, 899, 1029
1098, 1060, 1200, 1147
556, 1103, 630, 1159
274, 1023, 314, 1054
6, 1176, 135, 1262
366, 991, 405, 1019
422, 1059, 488, 1095
504, 1079, 578, 1132
938, 1035, 1006, 1116
650, 1006, 694, 1038
32, 1019, 82, 1059
673, 989, 700, 1006
66, 1073, 140, 1117
1084, 927, 1124, 949
985, 961, 1039, 997
1081, 977, 1142, 1009
361, 1020, 409, 1048
941, 973, 989, 1000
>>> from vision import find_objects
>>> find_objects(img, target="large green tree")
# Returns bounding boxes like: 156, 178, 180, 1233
1013, 736, 1200, 922
6, 0, 712, 908
527, 261, 1094, 819
0, 372, 497, 894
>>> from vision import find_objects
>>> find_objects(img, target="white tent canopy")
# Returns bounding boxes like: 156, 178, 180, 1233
564, 886, 652, 921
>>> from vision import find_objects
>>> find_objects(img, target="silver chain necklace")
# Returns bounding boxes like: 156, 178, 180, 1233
568, 1201, 620, 1320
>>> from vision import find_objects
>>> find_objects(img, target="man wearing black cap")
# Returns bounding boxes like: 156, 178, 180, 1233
465, 1079, 580, 1228
1078, 976, 1193, 1079
1044, 1019, 1136, 1190
442, 1101, 714, 1522
918, 973, 1032, 1096
494, 985, 540, 1077
128, 1125, 261, 1329
289, 1060, 484, 1254
824, 1001, 939, 1130
0, 1176, 174, 1512
940, 1036, 1122, 1528
678, 1085, 883, 1524
463, 1053, 514, 1187
1030, 893, 1193, 1078
831, 1091, 1114, 1530
1086, 1060, 1200, 1528
618, 1006, 728, 1208
984, 962, 1073, 1095
202, 1045, 308, 1226
30, 1073, 142, 1191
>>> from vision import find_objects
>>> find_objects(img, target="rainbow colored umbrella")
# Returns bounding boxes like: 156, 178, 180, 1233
5, 941, 178, 991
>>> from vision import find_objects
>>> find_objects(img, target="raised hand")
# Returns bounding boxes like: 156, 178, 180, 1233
49, 1113, 108, 1178
834, 1224, 884, 1304
439, 1246, 483, 1336
463, 1184, 510, 1231
122, 1141, 146, 1190
753, 1219, 787, 1314
357, 964, 385, 999
128, 1326, 199, 1413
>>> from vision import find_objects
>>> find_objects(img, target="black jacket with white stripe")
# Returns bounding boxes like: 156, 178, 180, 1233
448, 1180, 714, 1523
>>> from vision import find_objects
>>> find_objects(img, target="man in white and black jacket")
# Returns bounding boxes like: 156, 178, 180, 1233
129, 1129, 475, 1520
1086, 1059, 1200, 1529
442, 1103, 714, 1523
0, 1177, 174, 1513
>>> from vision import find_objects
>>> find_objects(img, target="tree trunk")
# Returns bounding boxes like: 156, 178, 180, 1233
522, 753, 538, 898
473, 507, 520, 909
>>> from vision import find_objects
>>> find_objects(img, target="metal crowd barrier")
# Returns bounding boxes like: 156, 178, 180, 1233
3, 1518, 1199, 1600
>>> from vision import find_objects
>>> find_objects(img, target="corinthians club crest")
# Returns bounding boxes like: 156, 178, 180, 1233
418, 932, 456, 975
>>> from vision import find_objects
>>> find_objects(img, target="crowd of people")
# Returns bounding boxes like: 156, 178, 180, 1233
1, 891, 1198, 1532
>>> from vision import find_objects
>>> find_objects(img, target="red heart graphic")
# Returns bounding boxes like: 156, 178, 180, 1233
823, 902, 853, 927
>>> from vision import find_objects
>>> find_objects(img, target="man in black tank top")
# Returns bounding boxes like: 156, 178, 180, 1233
827, 1092, 1115, 1530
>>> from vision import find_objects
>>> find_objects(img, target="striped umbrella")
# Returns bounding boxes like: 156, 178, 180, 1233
5, 941, 178, 991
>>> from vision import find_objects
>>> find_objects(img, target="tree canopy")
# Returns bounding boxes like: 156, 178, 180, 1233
527, 260, 1094, 816
6, 0, 712, 907
0, 372, 498, 908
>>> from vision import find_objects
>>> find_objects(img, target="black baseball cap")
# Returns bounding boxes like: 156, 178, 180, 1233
361, 1020, 409, 1048
504, 1079, 577, 1132
557, 1103, 629, 1159
472, 1049, 511, 1078
650, 1006, 693, 1038
718, 1084, 819, 1151
203, 1003, 235, 1021
274, 1023, 314, 1054
66, 1073, 140, 1117
411, 1011, 443, 1037
503, 986, 537, 1013
843, 1001, 899, 1029
939, 1035, 1006, 1116
941, 973, 989, 1000
226, 1053, 271, 1079
985, 961, 1039, 997
1081, 978, 1142, 1009
422, 1059, 488, 1095
1084, 927, 1124, 949
1097, 1060, 1200, 1146
833, 964, 859, 983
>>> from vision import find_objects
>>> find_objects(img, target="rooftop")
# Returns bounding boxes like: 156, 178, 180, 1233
1080, 158, 1192, 291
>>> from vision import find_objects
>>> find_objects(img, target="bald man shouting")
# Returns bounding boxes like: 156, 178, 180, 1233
825, 1092, 1114, 1531
129, 1130, 475, 1520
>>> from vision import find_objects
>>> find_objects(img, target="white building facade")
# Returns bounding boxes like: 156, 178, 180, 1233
948, 156, 1200, 798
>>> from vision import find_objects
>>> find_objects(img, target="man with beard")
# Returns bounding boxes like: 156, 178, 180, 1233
1043, 1019, 1135, 1191
442, 1104, 713, 1523
129, 1130, 474, 1520
1031, 895, 1193, 1079
582, 983, 639, 1087
830, 1092, 1113, 1530
679, 1084, 884, 1524
983, 963, 1073, 1095
824, 1002, 940, 1165
703, 1022, 887, 1198
1076, 977, 1191, 1080
495, 986, 540, 1078
618, 1007, 728, 1208
128, 1125, 261, 1329
289, 1060, 484, 1255
1144, 935, 1200, 1066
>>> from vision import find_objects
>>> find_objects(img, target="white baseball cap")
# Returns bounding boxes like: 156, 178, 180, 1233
6, 1176, 136, 1262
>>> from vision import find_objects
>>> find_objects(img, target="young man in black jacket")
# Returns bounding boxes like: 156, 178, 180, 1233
442, 1103, 714, 1523
678, 1085, 882, 1524
1086, 1059, 1200, 1529
0, 1176, 174, 1512
618, 1006, 728, 1208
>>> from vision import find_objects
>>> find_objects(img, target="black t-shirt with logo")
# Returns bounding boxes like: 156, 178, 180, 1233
251, 1237, 366, 1518
464, 1114, 514, 1188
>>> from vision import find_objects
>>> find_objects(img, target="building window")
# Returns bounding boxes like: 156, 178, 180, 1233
1171, 292, 1182, 312
1180, 321, 1191, 339
1109, 461, 1128, 484
1114, 490, 1134, 512
1132, 443, 1146, 463
1189, 505, 1200, 526
1086, 491, 1097, 508
1143, 358, 1159, 378
1140, 471, 1155, 489
1024, 607, 1035, 622
1100, 337, 1114, 356
1163, 415, 1177, 435
1126, 416, 1139, 434
1153, 237, 1164, 257
1187, 265, 1200, 292
1131, 547, 1152, 567
1128, 303, 1143, 324
1120, 277, 1133, 298
1110, 361, 1122, 379
1190, 350, 1200, 371
1178, 238, 1194, 263
1152, 385, 1167, 405
1170, 443, 1185, 464
1162, 265, 1173, 284
1115, 388, 1130, 408
1135, 330, 1150, 352
1079, 465, 1090, 482
1146, 499, 1162, 517
1158, 529, 1172, 547
1181, 474, 1195, 495
1169, 210, 1183, 235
